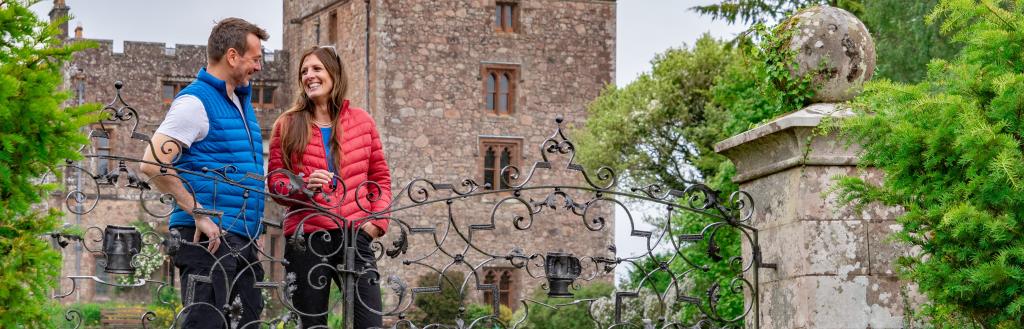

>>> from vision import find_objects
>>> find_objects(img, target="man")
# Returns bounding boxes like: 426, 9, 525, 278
140, 17, 268, 328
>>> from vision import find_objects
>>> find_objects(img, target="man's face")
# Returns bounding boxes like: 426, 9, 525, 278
228, 33, 263, 86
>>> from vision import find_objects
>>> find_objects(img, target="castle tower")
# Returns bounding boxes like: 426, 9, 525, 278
48, 0, 70, 39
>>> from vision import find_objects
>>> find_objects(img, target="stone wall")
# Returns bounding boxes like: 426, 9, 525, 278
716, 103, 917, 328
66, 39, 290, 138
283, 0, 371, 112
370, 0, 616, 307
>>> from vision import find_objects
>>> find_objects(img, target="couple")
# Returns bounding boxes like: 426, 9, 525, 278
140, 18, 390, 328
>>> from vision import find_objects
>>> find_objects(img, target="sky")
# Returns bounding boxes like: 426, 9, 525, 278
29, 0, 745, 280
30, 0, 744, 87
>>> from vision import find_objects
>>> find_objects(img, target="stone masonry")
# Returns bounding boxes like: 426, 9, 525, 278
715, 103, 916, 328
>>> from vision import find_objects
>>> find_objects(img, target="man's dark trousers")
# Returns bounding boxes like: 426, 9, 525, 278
172, 227, 264, 329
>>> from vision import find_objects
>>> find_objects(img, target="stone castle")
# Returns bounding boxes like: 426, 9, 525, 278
50, 0, 616, 316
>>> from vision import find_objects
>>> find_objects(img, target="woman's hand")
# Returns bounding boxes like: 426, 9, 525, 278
361, 222, 383, 239
305, 169, 334, 190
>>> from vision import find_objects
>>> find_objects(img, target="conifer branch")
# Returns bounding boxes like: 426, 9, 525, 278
981, 0, 1017, 30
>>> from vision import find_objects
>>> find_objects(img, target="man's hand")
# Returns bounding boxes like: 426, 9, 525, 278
194, 216, 222, 254
361, 222, 383, 239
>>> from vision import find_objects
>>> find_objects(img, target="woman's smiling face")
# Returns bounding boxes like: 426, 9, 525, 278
300, 54, 333, 102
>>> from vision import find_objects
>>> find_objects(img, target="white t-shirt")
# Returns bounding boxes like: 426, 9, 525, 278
155, 93, 244, 148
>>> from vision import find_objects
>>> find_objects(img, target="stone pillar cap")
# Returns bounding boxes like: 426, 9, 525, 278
714, 103, 853, 154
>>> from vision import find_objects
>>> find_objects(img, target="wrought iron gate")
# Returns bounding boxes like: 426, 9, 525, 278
47, 82, 772, 328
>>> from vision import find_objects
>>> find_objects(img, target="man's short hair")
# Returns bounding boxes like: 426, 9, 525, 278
207, 17, 269, 62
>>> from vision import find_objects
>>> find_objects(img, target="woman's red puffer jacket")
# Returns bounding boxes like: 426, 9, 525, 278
267, 100, 392, 236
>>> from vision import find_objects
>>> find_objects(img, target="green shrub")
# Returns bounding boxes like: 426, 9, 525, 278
56, 302, 102, 327
464, 303, 512, 327
520, 282, 613, 329
466, 303, 491, 321
408, 271, 467, 326
0, 1, 97, 327
834, 0, 1024, 326
148, 285, 181, 328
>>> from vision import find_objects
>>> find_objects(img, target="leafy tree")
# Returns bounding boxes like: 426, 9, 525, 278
408, 271, 468, 326
834, 0, 1024, 326
692, 0, 864, 25
575, 25, 817, 325
623, 254, 672, 293
521, 282, 613, 329
575, 35, 733, 190
575, 29, 817, 191
0, 0, 96, 327
860, 0, 960, 82
694, 0, 958, 83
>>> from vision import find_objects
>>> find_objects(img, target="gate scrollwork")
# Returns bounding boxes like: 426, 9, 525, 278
47, 82, 770, 328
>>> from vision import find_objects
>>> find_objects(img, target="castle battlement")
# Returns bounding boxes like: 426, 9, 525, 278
77, 38, 283, 62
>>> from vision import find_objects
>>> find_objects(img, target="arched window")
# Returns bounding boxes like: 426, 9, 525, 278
483, 146, 496, 190
481, 268, 518, 310
499, 146, 512, 189
499, 270, 512, 307
498, 73, 509, 114
495, 2, 518, 32
486, 73, 496, 111
479, 138, 521, 190
483, 270, 497, 306
481, 64, 519, 114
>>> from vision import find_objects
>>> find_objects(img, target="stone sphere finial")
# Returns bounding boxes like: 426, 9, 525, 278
782, 6, 876, 102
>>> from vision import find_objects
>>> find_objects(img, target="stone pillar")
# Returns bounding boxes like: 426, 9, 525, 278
715, 103, 911, 328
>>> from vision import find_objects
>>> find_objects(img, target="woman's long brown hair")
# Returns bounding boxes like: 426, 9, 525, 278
272, 46, 349, 172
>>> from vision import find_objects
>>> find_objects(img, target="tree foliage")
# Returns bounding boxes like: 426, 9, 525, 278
694, 0, 958, 83
860, 0, 960, 82
575, 24, 817, 325
834, 0, 1024, 326
0, 0, 96, 326
408, 271, 476, 326
692, 0, 864, 25
520, 282, 614, 329
574, 36, 733, 190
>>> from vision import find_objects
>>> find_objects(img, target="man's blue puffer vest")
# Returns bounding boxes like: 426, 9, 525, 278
168, 68, 264, 238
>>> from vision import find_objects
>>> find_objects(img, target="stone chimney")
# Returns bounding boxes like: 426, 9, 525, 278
48, 0, 70, 40
74, 24, 83, 39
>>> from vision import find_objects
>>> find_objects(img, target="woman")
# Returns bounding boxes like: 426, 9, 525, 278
267, 46, 391, 328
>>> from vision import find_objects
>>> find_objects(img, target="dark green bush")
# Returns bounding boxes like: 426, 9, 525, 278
408, 271, 467, 326
0, 1, 97, 327
835, 1, 1024, 326
520, 282, 614, 329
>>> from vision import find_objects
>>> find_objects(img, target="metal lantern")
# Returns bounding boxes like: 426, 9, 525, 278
544, 252, 582, 298
103, 225, 142, 274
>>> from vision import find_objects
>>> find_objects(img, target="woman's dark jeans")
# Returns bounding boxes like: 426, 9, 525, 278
285, 229, 382, 328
